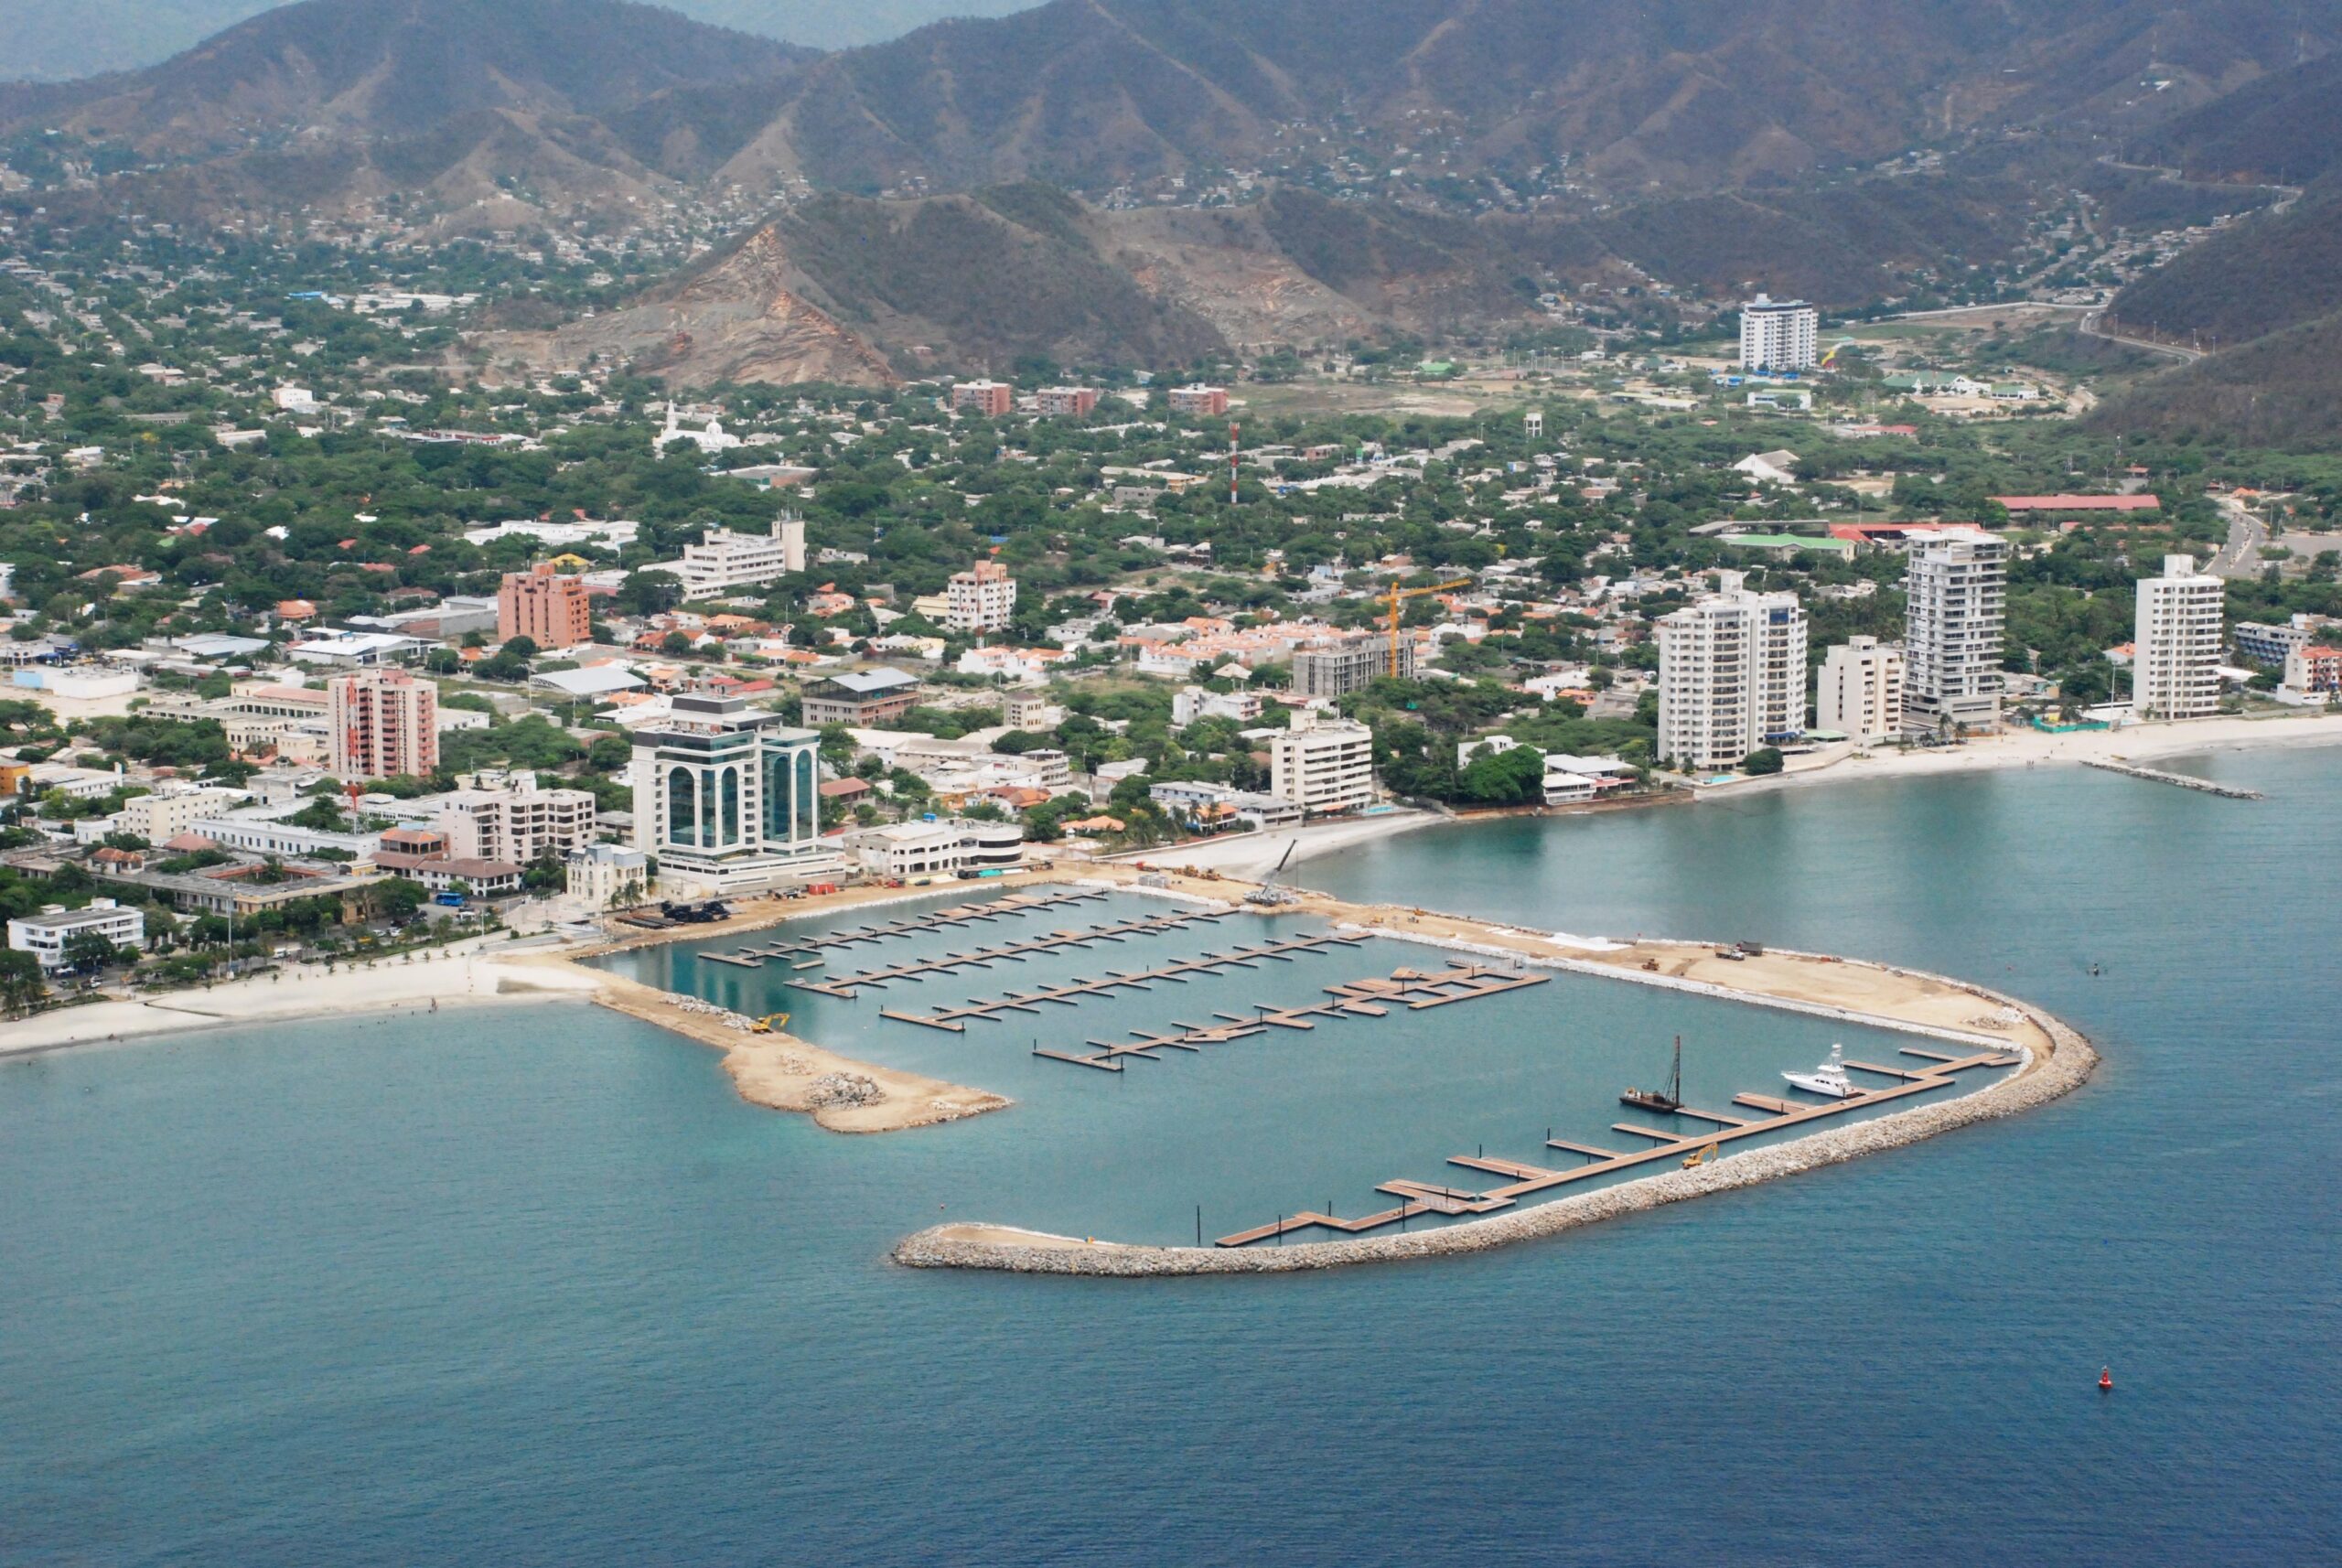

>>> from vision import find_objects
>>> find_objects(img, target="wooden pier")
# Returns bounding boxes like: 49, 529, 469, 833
877, 932, 1375, 1032
1218, 1046, 2020, 1246
1023, 963, 1552, 1068
782, 909, 1228, 997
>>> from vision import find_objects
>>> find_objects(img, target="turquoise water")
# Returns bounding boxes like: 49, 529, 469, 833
4, 748, 2338, 1563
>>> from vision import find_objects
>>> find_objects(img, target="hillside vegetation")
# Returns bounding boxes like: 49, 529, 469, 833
2092, 310, 2342, 451
2110, 188, 2342, 347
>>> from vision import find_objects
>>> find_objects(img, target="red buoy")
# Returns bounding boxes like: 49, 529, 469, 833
2099, 1367, 2113, 1391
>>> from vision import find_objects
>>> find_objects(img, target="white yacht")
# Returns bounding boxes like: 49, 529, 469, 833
1783, 1044, 1856, 1099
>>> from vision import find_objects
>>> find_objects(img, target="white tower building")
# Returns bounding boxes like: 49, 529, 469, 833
2133, 553, 2224, 719
1655, 573, 1809, 769
1903, 530, 2006, 736
1739, 295, 1819, 372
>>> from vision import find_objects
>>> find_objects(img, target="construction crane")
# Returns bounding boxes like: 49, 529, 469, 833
1380, 579, 1472, 677
1243, 839, 1301, 908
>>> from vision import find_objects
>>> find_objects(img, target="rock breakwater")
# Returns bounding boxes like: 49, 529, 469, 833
893, 978, 2094, 1277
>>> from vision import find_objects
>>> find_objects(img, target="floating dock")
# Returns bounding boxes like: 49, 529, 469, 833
878, 932, 1373, 1031
1029, 963, 1552, 1069
733, 889, 1112, 965
783, 909, 1229, 996
2085, 759, 2262, 800
1218, 1046, 2018, 1246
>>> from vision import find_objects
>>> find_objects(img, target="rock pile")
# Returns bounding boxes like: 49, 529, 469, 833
807, 1072, 882, 1109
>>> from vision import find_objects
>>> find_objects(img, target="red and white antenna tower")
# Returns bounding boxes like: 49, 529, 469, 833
1229, 421, 1241, 505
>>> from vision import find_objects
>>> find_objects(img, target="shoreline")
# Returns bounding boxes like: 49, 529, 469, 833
1699, 709, 2342, 800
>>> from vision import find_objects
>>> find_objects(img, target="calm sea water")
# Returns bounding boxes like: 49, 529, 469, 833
4, 748, 2337, 1565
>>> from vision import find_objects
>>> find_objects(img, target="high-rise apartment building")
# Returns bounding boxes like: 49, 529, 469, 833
1267, 715, 1377, 816
498, 563, 593, 649
628, 694, 841, 890
437, 771, 598, 865
1815, 637, 1905, 740
1903, 530, 2007, 736
945, 560, 1018, 633
1654, 575, 1808, 769
2133, 553, 2224, 719
328, 669, 439, 780
1293, 631, 1413, 699
1739, 295, 1820, 372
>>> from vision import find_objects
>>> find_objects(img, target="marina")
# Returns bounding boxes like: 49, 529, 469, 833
718, 889, 1114, 965
1029, 963, 1552, 1069
875, 931, 1371, 1031
781, 908, 1230, 996
1214, 1045, 2018, 1246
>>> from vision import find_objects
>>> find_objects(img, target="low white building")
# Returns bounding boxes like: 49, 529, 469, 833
9, 899, 145, 969
664, 520, 807, 598
566, 843, 650, 908
843, 818, 1024, 878
1147, 779, 1304, 830
1732, 449, 1802, 486
1171, 686, 1263, 725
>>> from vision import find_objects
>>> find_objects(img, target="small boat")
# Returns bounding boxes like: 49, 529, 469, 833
1783, 1044, 1856, 1099
1622, 1035, 1684, 1113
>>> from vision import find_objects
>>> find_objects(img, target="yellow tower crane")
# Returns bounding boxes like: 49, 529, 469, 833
1381, 579, 1472, 677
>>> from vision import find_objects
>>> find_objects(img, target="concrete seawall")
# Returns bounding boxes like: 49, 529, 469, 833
893, 975, 2096, 1277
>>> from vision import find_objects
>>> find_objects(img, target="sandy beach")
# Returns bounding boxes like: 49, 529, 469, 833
1703, 709, 2342, 797
1123, 809, 1445, 876
0, 936, 604, 1057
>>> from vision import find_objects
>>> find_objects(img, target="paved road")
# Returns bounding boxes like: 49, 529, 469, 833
2079, 308, 2204, 362
2208, 495, 2269, 578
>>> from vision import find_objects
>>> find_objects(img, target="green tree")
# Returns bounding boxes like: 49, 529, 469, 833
0, 950, 45, 1015
1743, 746, 1785, 776
375, 878, 426, 920
62, 929, 117, 974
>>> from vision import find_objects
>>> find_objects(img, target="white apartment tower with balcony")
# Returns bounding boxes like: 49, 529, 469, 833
1267, 713, 1377, 815
2133, 553, 2225, 719
1903, 530, 2007, 736
1816, 638, 1906, 741
946, 560, 1017, 633
1655, 574, 1808, 769
1739, 295, 1819, 372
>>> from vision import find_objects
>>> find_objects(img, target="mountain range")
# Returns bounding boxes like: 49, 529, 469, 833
9, 0, 2342, 425
0, 0, 1033, 81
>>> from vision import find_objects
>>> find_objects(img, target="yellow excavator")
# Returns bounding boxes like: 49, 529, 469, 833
749, 1013, 791, 1035
1681, 1142, 1719, 1170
